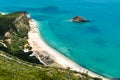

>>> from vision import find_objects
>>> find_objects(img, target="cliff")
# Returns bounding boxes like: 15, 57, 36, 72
0, 11, 38, 63
0, 11, 30, 37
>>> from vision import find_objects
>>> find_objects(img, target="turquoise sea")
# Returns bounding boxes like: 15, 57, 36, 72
1, 0, 120, 78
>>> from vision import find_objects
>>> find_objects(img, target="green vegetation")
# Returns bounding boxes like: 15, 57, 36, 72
7, 35, 27, 54
0, 51, 102, 80
18, 27, 29, 37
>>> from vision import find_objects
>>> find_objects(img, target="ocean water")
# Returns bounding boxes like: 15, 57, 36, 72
1, 0, 120, 78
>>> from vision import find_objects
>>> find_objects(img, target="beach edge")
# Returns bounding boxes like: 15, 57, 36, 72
28, 18, 109, 80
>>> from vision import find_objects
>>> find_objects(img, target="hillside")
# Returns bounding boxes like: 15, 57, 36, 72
0, 12, 37, 63
0, 51, 101, 80
0, 11, 30, 37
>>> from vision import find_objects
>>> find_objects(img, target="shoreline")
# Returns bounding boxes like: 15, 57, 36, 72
28, 19, 109, 80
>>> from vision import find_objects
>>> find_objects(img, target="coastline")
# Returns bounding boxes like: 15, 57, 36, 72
28, 19, 109, 80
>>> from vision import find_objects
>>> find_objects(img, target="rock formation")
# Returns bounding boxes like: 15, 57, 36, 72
72, 16, 90, 22
0, 11, 30, 36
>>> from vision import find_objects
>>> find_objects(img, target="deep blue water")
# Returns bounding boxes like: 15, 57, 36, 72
1, 0, 120, 78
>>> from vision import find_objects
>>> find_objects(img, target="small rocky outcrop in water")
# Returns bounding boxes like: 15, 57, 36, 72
72, 16, 90, 22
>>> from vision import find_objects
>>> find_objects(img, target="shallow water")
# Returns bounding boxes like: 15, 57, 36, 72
1, 0, 120, 78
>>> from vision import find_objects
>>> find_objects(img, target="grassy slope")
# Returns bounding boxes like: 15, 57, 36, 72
0, 51, 102, 80
0, 51, 81, 80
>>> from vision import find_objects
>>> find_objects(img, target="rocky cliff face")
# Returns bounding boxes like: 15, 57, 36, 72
13, 11, 30, 32
0, 11, 30, 37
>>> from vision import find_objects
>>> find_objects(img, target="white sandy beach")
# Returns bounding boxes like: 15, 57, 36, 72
28, 19, 109, 80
